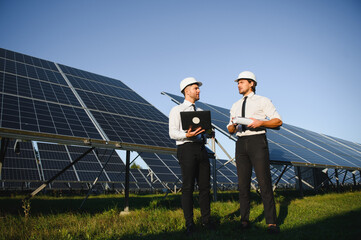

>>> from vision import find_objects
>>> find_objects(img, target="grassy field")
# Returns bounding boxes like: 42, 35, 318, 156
0, 189, 360, 240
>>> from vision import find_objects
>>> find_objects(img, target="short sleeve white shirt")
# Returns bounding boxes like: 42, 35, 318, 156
227, 92, 282, 137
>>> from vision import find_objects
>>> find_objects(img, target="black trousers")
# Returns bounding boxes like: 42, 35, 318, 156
235, 134, 277, 224
177, 142, 211, 226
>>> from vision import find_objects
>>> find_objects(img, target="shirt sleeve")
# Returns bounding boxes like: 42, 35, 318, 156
226, 102, 237, 128
169, 107, 187, 141
263, 98, 282, 121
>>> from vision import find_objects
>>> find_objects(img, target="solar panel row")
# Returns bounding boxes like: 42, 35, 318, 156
162, 92, 361, 170
0, 140, 152, 190
0, 48, 176, 153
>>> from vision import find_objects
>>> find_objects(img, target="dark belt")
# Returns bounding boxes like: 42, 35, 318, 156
237, 133, 265, 140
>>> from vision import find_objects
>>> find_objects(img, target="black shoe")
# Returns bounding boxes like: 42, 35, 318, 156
240, 221, 251, 230
185, 223, 195, 237
202, 221, 216, 231
267, 225, 280, 234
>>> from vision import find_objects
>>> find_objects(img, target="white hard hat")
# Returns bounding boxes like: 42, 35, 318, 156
234, 71, 257, 83
180, 77, 202, 93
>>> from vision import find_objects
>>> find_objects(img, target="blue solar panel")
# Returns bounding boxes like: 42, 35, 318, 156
162, 92, 361, 170
139, 152, 181, 185
1, 48, 176, 153
0, 140, 40, 181
35, 142, 151, 188
130, 169, 153, 189
0, 49, 103, 140
37, 143, 78, 182
58, 63, 175, 149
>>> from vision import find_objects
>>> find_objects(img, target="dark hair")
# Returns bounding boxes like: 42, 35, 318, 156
247, 80, 257, 93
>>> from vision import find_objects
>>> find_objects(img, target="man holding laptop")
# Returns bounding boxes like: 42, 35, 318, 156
169, 77, 213, 236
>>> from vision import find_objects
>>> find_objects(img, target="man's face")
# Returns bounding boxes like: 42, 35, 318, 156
185, 84, 200, 101
237, 79, 253, 95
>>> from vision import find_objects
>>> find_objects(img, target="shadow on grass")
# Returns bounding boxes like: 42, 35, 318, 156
114, 208, 361, 240
0, 189, 333, 218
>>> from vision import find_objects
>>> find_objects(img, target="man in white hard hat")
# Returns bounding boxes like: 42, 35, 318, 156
169, 77, 214, 236
227, 71, 282, 234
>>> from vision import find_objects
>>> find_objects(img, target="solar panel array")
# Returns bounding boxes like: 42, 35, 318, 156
0, 140, 153, 190
162, 92, 361, 171
0, 49, 102, 140
1, 49, 359, 192
139, 152, 182, 190
0, 140, 40, 182
0, 48, 175, 153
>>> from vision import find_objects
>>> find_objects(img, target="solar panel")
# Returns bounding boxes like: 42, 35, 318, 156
212, 159, 238, 185
162, 92, 361, 171
0, 48, 103, 142
1, 48, 176, 154
139, 152, 182, 186
35, 142, 152, 188
37, 143, 79, 182
58, 63, 175, 150
66, 145, 111, 182
0, 140, 40, 181
130, 168, 153, 189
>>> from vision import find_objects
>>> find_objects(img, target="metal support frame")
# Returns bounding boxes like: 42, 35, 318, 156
296, 166, 304, 197
211, 138, 217, 201
352, 171, 357, 186
325, 170, 335, 187
335, 169, 340, 189
272, 165, 290, 191
342, 170, 348, 185
79, 149, 115, 209
123, 150, 131, 212
0, 138, 10, 176
27, 147, 95, 199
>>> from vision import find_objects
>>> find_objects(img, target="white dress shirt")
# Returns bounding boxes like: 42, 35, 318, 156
169, 99, 203, 145
227, 92, 282, 137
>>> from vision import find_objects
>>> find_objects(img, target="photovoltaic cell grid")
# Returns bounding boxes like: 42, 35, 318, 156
37, 143, 79, 182
140, 152, 239, 189
162, 92, 361, 170
58, 63, 175, 148
211, 159, 238, 186
270, 165, 296, 186
95, 149, 126, 182
130, 168, 153, 189
1, 48, 176, 151
66, 145, 111, 182
139, 152, 182, 187
327, 169, 361, 185
36, 143, 150, 188
0, 140, 40, 181
0, 48, 102, 139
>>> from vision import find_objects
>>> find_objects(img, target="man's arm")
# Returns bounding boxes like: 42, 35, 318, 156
248, 118, 282, 129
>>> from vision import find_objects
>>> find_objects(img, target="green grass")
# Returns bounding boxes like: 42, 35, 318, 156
0, 190, 360, 239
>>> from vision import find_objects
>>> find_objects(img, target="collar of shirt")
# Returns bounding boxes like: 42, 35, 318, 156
243, 92, 254, 100
182, 99, 196, 111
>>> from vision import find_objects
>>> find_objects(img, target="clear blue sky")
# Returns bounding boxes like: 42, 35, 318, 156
1, 0, 361, 147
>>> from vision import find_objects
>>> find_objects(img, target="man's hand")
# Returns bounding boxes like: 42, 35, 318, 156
186, 126, 205, 138
248, 118, 283, 129
227, 118, 238, 134
248, 118, 262, 128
